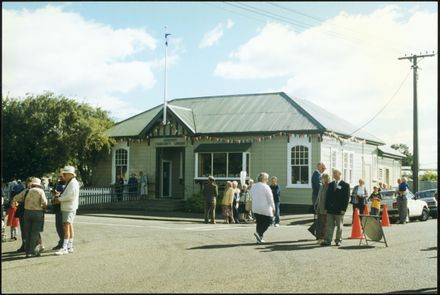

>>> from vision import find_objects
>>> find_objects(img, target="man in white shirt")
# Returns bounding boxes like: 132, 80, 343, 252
250, 172, 275, 243
55, 166, 79, 255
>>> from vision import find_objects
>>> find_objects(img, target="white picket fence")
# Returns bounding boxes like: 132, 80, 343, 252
79, 187, 113, 206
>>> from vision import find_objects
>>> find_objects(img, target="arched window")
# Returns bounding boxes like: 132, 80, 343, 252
287, 135, 312, 187
290, 145, 309, 185
115, 148, 128, 181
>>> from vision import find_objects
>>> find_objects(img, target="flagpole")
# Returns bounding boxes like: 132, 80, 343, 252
163, 26, 168, 125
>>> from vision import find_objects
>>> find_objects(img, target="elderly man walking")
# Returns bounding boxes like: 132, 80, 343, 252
203, 176, 218, 224
12, 177, 48, 258
250, 172, 275, 243
55, 166, 80, 255
321, 169, 350, 247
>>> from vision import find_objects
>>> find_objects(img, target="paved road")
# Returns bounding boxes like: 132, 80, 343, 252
1, 212, 437, 293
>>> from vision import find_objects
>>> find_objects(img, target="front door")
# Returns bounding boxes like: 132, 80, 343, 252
161, 160, 172, 197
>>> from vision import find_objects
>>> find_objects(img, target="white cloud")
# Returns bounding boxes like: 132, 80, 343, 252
226, 19, 235, 29
2, 5, 162, 118
198, 19, 234, 48
214, 6, 438, 168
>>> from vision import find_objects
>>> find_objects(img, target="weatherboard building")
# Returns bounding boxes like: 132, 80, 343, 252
92, 92, 404, 211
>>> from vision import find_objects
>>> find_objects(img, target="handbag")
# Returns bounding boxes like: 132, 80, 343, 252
15, 190, 29, 219
307, 216, 317, 237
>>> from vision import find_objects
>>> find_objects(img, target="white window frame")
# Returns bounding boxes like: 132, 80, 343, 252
343, 151, 354, 185
194, 152, 249, 180
111, 142, 130, 184
287, 135, 312, 188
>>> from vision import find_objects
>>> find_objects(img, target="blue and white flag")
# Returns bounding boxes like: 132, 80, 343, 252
165, 33, 171, 46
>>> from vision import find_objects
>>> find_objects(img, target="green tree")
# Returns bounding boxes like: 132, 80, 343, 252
391, 143, 413, 167
420, 171, 438, 181
1, 92, 115, 186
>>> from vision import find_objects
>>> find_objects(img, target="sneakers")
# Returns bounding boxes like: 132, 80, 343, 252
68, 248, 74, 253
52, 245, 62, 250
254, 233, 265, 243
55, 248, 69, 256
335, 241, 341, 246
35, 245, 45, 253
274, 223, 280, 227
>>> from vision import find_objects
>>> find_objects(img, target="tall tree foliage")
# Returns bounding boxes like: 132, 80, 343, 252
390, 143, 413, 167
2, 92, 115, 185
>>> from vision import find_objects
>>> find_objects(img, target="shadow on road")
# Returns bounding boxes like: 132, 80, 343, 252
2, 253, 26, 263
260, 242, 321, 252
287, 219, 315, 226
187, 239, 316, 250
338, 245, 376, 250
386, 287, 437, 294
420, 246, 437, 251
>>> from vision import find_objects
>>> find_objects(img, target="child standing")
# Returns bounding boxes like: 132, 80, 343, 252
5, 200, 20, 240
369, 186, 382, 219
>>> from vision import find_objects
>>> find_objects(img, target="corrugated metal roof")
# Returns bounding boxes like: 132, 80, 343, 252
293, 96, 385, 144
169, 92, 319, 134
106, 92, 385, 144
168, 105, 196, 133
378, 146, 406, 158
106, 105, 161, 137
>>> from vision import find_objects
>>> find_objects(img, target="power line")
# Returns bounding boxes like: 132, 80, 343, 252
349, 68, 412, 136
227, 2, 361, 44
203, 2, 266, 24
228, 2, 403, 55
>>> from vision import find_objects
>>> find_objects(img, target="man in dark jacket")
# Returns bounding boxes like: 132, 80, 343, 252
51, 172, 66, 250
321, 168, 350, 246
203, 176, 218, 224
312, 162, 326, 213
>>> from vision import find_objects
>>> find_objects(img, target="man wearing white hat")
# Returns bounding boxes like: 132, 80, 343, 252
55, 166, 79, 255
13, 177, 48, 258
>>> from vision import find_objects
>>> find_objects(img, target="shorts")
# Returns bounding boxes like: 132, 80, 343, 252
62, 211, 76, 224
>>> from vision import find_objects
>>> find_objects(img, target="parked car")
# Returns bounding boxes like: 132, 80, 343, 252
368, 190, 430, 223
414, 189, 437, 218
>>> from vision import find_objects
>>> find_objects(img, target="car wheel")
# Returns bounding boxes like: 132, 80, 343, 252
419, 208, 429, 221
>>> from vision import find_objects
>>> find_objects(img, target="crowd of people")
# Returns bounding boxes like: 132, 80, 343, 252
203, 161, 415, 246
1, 161, 422, 256
114, 172, 148, 201
312, 163, 412, 246
1, 166, 80, 258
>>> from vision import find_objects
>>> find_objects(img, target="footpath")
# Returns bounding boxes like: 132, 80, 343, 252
76, 206, 355, 226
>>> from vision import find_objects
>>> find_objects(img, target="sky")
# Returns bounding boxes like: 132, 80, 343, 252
2, 1, 438, 169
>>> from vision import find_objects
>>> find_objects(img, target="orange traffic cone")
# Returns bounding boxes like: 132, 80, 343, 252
381, 204, 391, 227
363, 204, 369, 215
350, 208, 363, 239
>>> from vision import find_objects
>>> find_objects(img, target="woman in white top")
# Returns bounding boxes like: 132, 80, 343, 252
250, 172, 274, 243
351, 179, 368, 218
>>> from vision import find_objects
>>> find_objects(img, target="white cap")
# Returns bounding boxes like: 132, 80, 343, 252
62, 165, 76, 176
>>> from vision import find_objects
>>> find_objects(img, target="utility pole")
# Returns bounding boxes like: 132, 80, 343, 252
398, 52, 435, 193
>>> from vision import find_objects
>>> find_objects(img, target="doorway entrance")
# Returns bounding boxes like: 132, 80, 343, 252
161, 160, 172, 197
156, 147, 185, 199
